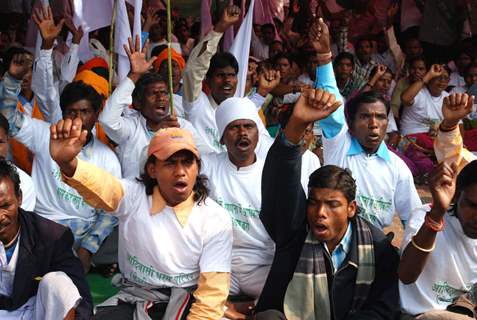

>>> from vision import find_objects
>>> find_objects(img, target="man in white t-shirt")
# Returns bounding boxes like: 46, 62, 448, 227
203, 97, 274, 318
182, 5, 279, 155
0, 53, 121, 272
0, 114, 35, 211
99, 36, 207, 179
50, 119, 233, 319
311, 24, 421, 229
399, 160, 477, 320
208, 96, 321, 319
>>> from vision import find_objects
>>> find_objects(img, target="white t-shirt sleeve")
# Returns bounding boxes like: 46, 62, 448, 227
199, 205, 233, 273
394, 164, 423, 223
323, 124, 349, 166
17, 166, 36, 211
115, 179, 144, 219
401, 204, 430, 253
14, 116, 50, 156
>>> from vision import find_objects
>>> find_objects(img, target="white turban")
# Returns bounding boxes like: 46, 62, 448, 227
215, 97, 261, 139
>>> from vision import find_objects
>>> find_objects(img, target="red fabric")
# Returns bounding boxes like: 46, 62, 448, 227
464, 128, 477, 151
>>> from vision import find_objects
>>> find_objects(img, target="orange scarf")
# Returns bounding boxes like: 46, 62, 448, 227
11, 98, 45, 174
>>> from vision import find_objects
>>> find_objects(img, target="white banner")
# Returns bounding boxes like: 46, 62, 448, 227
229, 0, 255, 97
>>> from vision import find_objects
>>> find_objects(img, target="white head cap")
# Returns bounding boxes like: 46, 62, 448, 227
215, 97, 261, 139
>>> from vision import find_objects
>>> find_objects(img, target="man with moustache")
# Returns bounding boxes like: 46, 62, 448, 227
99, 36, 207, 179
310, 18, 421, 230
0, 160, 92, 319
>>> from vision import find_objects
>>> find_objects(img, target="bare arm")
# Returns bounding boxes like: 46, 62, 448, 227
399, 162, 457, 284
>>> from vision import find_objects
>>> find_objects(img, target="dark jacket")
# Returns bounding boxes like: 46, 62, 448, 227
0, 209, 93, 319
256, 135, 400, 320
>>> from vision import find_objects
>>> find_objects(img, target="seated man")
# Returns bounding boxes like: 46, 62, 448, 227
204, 96, 320, 318
0, 160, 92, 319
0, 52, 121, 272
313, 18, 421, 229
99, 36, 207, 178
50, 120, 233, 319
399, 160, 477, 320
254, 88, 400, 319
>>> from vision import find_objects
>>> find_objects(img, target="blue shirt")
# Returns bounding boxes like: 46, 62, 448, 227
326, 221, 352, 272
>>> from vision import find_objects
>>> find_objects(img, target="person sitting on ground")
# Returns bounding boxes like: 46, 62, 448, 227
99, 36, 206, 179
182, 5, 278, 155
390, 56, 428, 122
400, 64, 451, 178
399, 159, 477, 320
254, 88, 400, 320
313, 18, 421, 229
50, 120, 233, 319
0, 160, 92, 320
333, 52, 355, 99
0, 114, 35, 211
0, 52, 121, 273
360, 65, 401, 151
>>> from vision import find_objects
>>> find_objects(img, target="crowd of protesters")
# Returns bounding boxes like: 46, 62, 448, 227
0, 0, 476, 319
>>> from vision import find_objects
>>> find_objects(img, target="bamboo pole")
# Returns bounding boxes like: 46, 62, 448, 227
166, 0, 174, 115
108, 0, 119, 94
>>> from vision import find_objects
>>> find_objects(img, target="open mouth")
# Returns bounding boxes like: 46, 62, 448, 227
222, 85, 233, 94
173, 181, 188, 193
367, 133, 380, 142
313, 224, 328, 237
236, 138, 251, 150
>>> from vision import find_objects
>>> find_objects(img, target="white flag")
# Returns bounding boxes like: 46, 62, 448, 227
229, 0, 255, 97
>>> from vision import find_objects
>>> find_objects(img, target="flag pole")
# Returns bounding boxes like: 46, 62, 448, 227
109, 0, 119, 94
166, 0, 174, 115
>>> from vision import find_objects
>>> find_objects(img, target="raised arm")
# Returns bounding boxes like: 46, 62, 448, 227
60, 19, 84, 84
0, 54, 31, 136
50, 118, 124, 212
401, 64, 443, 107
31, 5, 65, 123
182, 5, 240, 104
435, 93, 477, 170
99, 35, 157, 143
308, 17, 345, 139
261, 88, 341, 247
399, 162, 457, 284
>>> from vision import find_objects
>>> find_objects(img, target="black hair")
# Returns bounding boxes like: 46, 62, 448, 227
272, 52, 293, 67
0, 159, 21, 198
60, 81, 103, 113
206, 52, 239, 79
333, 52, 355, 68
345, 91, 389, 125
151, 44, 168, 58
2, 46, 32, 74
456, 160, 477, 198
408, 55, 429, 70
308, 165, 357, 203
260, 23, 275, 33
355, 36, 373, 49
132, 73, 167, 107
0, 113, 9, 134
139, 152, 209, 204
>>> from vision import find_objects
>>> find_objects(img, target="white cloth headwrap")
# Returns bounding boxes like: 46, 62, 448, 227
215, 97, 261, 139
